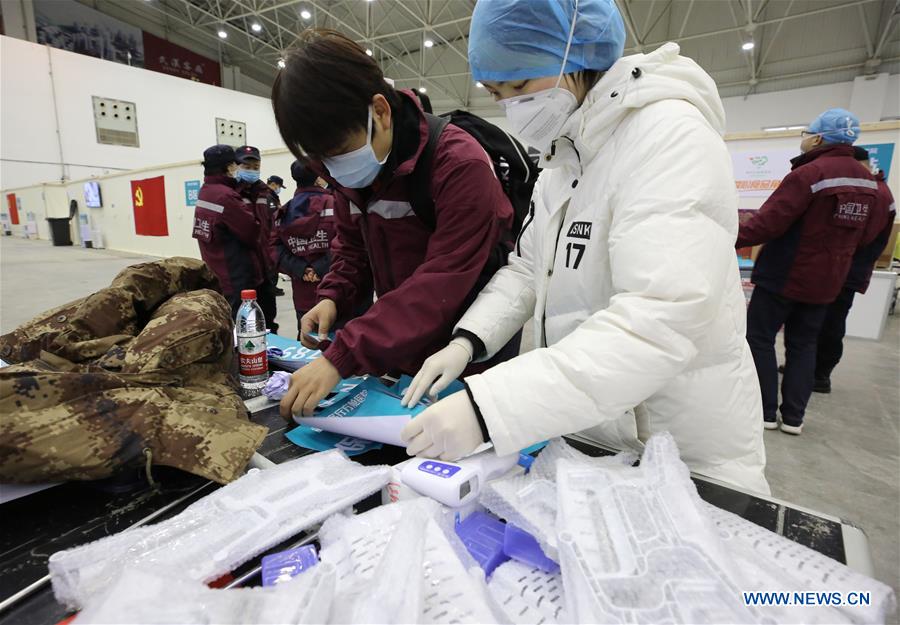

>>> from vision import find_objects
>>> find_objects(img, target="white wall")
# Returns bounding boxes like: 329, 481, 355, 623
0, 35, 281, 189
720, 74, 900, 134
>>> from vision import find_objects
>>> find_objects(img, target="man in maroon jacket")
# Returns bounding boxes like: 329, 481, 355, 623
192, 144, 276, 329
737, 109, 882, 435
271, 30, 517, 417
814, 147, 896, 393
234, 145, 279, 332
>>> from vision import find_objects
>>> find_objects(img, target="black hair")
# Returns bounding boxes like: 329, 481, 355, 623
272, 29, 401, 160
573, 69, 603, 94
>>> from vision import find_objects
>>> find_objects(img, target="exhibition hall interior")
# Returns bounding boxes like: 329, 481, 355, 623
0, 0, 899, 622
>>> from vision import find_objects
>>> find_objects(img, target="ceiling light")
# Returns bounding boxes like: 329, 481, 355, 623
742, 41, 755, 51
300, 9, 312, 19
277, 59, 286, 69
365, 48, 373, 56
251, 22, 262, 32
217, 29, 228, 39
418, 87, 427, 93
423, 39, 434, 48
762, 126, 787, 132
475, 81, 484, 88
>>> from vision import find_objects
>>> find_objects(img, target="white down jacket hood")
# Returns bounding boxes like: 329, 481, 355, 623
458, 43, 769, 494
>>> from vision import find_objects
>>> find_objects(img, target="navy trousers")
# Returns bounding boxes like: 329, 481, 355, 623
815, 287, 856, 381
746, 286, 827, 423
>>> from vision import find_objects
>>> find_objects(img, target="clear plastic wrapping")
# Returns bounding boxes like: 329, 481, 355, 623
51, 435, 897, 624
319, 500, 501, 624
73, 562, 335, 624
488, 560, 568, 624
555, 434, 762, 623
50, 450, 390, 610
329, 501, 428, 623
480, 438, 635, 560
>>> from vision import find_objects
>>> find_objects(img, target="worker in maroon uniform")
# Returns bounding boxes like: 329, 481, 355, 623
271, 30, 518, 417
273, 161, 338, 336
813, 146, 896, 393
234, 145, 279, 331
192, 144, 274, 328
737, 109, 883, 435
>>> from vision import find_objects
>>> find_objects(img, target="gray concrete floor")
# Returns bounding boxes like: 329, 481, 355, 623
2, 237, 898, 593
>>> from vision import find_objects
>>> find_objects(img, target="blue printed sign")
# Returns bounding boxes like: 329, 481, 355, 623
184, 180, 201, 206
858, 143, 894, 178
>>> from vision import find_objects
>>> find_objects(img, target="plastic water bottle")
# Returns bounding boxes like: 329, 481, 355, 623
236, 289, 268, 398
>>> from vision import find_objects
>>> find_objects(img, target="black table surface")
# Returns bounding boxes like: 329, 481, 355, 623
0, 404, 847, 625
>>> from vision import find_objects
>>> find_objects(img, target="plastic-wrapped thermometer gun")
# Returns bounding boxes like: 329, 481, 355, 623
400, 450, 519, 508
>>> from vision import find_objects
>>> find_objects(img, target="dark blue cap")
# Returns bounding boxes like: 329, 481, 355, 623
202, 144, 235, 169
267, 175, 284, 186
235, 145, 261, 163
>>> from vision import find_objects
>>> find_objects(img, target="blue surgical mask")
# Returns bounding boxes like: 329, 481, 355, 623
236, 169, 260, 184
322, 107, 389, 188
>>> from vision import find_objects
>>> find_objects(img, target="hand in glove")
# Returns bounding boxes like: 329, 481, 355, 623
401, 338, 473, 407
400, 391, 485, 461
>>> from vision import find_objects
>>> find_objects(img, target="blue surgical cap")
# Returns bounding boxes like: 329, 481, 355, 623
468, 0, 626, 82
808, 108, 861, 145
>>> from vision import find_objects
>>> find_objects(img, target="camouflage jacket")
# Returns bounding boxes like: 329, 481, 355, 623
0, 258, 267, 484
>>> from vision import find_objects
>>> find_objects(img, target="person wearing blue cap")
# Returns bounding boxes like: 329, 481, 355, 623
401, 0, 769, 493
738, 108, 884, 435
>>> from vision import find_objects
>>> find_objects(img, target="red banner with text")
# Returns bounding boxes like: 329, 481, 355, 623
142, 31, 221, 86
131, 176, 169, 236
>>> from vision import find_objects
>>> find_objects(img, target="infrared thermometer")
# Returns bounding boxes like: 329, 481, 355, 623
400, 451, 519, 508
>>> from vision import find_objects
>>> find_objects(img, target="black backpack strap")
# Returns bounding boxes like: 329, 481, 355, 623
408, 113, 450, 231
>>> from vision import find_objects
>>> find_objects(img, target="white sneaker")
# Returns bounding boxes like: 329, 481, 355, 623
764, 419, 778, 430
780, 422, 803, 435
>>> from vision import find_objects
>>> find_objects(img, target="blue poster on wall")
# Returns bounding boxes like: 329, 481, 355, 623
184, 180, 201, 207
858, 143, 894, 178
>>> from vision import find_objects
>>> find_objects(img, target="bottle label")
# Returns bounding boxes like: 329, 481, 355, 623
238, 332, 268, 376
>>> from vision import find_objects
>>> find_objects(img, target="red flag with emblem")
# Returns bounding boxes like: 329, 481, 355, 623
131, 176, 169, 236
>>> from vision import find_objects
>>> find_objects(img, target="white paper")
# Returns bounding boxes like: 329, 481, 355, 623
295, 415, 410, 447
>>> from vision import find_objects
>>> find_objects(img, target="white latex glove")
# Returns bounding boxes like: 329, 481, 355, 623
400, 391, 484, 461
401, 337, 473, 408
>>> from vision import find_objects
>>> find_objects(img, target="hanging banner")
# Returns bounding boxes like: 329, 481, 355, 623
142, 32, 221, 86
5, 194, 19, 225
858, 143, 894, 178
731, 149, 796, 197
34, 0, 144, 67
131, 176, 169, 236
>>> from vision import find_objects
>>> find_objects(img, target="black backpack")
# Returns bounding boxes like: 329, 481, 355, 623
407, 111, 539, 262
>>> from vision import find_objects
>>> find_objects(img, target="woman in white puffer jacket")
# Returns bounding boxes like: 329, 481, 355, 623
400, 0, 769, 494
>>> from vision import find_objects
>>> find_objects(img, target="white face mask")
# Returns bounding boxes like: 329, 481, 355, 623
498, 0, 580, 153
499, 88, 578, 152
322, 107, 389, 189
